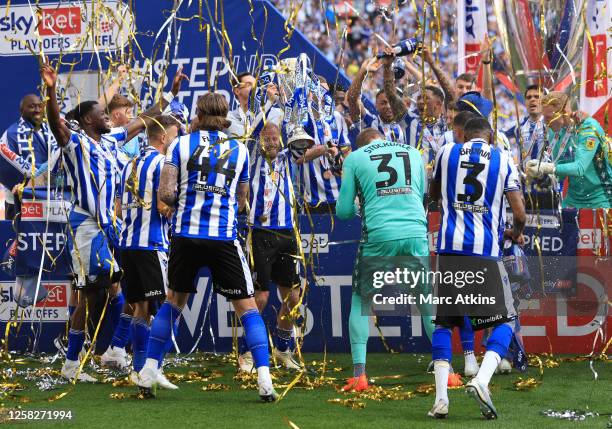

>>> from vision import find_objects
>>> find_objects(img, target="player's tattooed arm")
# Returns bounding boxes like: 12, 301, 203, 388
382, 52, 408, 121
40, 63, 71, 147
423, 47, 455, 106
159, 164, 179, 207
505, 190, 526, 245
347, 58, 380, 123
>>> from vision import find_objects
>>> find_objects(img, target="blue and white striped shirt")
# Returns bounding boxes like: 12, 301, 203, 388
294, 120, 341, 205
166, 130, 249, 240
62, 130, 125, 226
434, 138, 521, 259
359, 107, 405, 144
249, 147, 296, 230
118, 146, 169, 251
401, 111, 446, 166
328, 111, 351, 148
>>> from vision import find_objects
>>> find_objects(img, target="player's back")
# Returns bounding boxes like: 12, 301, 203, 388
434, 138, 520, 259
345, 139, 427, 242
166, 129, 249, 240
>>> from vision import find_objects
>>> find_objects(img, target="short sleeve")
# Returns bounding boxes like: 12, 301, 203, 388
108, 127, 128, 147
433, 144, 446, 182
504, 154, 521, 192
62, 132, 82, 153
165, 137, 181, 168
238, 145, 250, 183
361, 107, 376, 128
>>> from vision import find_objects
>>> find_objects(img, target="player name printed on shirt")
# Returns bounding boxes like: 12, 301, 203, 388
0, 282, 69, 322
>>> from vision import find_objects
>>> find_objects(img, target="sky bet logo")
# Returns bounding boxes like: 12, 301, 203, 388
0, 7, 81, 36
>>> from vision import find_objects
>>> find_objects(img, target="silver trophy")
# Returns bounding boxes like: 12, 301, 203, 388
493, 0, 587, 93
277, 54, 315, 150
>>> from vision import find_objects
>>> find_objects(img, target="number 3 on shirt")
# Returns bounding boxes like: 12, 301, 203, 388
369, 152, 411, 189
457, 161, 485, 203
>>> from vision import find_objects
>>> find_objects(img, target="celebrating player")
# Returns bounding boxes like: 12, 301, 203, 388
428, 117, 526, 419
526, 91, 612, 208
346, 58, 405, 144
336, 128, 434, 392
40, 60, 186, 382
247, 122, 303, 370
117, 115, 179, 389
137, 93, 277, 401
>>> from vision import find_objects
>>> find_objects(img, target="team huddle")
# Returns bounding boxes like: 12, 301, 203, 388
0, 38, 610, 421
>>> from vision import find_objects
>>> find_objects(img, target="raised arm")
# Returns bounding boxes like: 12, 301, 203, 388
402, 57, 424, 82
124, 67, 189, 142
346, 58, 381, 123
423, 47, 455, 106
480, 36, 494, 102
40, 64, 71, 147
98, 65, 129, 109
381, 50, 408, 120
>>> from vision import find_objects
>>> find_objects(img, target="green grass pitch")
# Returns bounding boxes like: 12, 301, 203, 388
1, 353, 609, 429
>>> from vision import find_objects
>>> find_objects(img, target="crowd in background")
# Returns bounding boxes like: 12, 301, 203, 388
272, 0, 520, 130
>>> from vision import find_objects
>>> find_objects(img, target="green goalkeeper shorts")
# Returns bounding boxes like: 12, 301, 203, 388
352, 237, 430, 298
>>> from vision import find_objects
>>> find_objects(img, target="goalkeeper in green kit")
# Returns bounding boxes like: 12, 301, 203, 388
526, 92, 612, 208
336, 128, 434, 392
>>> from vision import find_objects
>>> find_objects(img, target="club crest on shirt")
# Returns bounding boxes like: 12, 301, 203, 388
585, 138, 596, 151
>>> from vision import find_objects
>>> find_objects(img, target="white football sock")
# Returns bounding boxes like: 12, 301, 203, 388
257, 366, 272, 387
433, 360, 450, 404
464, 351, 478, 367
476, 351, 501, 386
142, 358, 159, 372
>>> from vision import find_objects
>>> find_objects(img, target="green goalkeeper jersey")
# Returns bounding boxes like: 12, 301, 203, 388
336, 139, 428, 243
551, 117, 612, 208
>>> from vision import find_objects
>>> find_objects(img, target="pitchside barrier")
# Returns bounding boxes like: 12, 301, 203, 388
0, 191, 610, 355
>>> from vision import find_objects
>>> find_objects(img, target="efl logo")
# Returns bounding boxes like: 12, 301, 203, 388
21, 201, 44, 220
40, 284, 67, 308
38, 7, 81, 36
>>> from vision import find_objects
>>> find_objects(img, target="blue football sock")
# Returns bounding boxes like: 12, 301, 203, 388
241, 309, 269, 368
275, 327, 293, 352
107, 293, 125, 344
486, 323, 513, 358
66, 329, 85, 361
131, 317, 150, 373
460, 316, 475, 353
111, 313, 132, 349
159, 319, 179, 369
237, 334, 248, 355
147, 302, 182, 364
432, 327, 452, 362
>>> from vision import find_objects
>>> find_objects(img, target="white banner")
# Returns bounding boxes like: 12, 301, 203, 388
579, 0, 612, 120
457, 0, 488, 76
0, 1, 133, 57
0, 282, 69, 322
